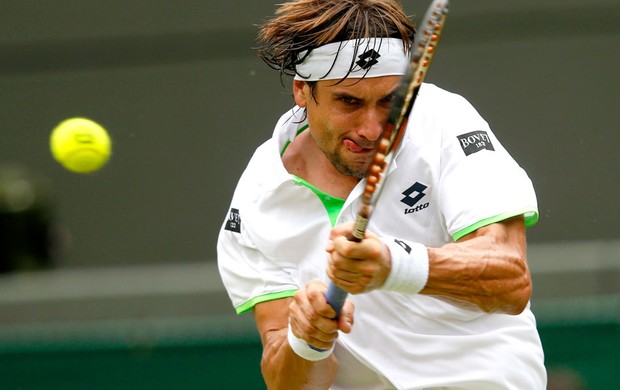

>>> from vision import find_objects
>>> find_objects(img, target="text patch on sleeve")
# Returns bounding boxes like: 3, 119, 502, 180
457, 130, 495, 156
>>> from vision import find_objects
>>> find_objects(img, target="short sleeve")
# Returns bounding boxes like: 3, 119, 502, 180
437, 95, 538, 241
217, 211, 298, 314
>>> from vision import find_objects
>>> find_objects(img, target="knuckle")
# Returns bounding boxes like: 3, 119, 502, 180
298, 322, 315, 335
338, 240, 356, 257
350, 285, 365, 294
366, 242, 383, 259
292, 290, 305, 305
306, 309, 322, 324
360, 275, 374, 285
360, 263, 379, 275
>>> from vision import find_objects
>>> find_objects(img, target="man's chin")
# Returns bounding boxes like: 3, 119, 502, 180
337, 162, 369, 180
327, 152, 371, 179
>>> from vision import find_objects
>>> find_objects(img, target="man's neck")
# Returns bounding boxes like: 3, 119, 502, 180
282, 130, 359, 199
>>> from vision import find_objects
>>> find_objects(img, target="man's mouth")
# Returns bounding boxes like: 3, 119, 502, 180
343, 139, 375, 153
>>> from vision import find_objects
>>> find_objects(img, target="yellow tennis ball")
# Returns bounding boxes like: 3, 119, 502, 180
50, 118, 112, 174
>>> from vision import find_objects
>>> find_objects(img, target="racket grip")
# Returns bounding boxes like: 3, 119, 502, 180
326, 225, 360, 317
325, 282, 348, 319
307, 282, 347, 353
309, 215, 358, 350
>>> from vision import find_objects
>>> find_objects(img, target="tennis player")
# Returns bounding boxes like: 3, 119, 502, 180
217, 0, 546, 388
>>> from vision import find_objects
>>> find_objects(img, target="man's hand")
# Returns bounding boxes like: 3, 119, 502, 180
325, 221, 392, 294
288, 279, 354, 350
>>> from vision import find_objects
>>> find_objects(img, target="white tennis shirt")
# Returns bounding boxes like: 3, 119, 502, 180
217, 83, 546, 389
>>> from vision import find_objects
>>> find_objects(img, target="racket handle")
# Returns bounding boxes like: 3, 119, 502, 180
326, 225, 361, 318
309, 214, 360, 350
307, 282, 347, 353
325, 282, 348, 319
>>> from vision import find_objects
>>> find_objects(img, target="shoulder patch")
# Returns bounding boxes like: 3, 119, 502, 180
225, 208, 241, 233
457, 130, 495, 156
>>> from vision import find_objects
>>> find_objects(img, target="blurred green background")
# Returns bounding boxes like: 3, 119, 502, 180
1, 1, 618, 388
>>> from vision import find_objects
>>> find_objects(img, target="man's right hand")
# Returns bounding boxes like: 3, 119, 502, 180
288, 279, 355, 350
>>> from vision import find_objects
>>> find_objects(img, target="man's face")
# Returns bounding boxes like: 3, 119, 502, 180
293, 76, 401, 179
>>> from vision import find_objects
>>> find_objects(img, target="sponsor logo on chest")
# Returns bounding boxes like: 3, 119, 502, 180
401, 182, 430, 215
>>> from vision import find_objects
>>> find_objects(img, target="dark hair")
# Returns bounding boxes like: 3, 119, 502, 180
257, 0, 416, 80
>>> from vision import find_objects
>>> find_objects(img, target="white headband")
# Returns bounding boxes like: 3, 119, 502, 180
294, 38, 408, 81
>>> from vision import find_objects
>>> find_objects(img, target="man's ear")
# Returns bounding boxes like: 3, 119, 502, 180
293, 80, 309, 107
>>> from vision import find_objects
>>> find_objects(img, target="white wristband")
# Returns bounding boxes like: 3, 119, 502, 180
380, 237, 429, 294
287, 323, 334, 361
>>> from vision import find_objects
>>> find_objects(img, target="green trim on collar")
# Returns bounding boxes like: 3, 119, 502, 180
292, 175, 345, 227
281, 124, 309, 157
236, 290, 297, 314
452, 208, 539, 242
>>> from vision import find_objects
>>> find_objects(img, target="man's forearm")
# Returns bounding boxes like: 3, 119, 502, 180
421, 216, 531, 314
261, 328, 338, 390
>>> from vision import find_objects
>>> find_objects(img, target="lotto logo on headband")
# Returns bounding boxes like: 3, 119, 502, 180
294, 38, 408, 81
356, 49, 381, 69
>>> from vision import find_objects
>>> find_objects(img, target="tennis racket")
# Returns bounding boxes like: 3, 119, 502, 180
325, 0, 450, 318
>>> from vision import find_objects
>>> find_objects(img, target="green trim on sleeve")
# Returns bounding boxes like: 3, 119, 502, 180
235, 290, 297, 314
523, 210, 539, 228
451, 208, 539, 242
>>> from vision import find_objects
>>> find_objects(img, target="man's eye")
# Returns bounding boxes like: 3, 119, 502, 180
381, 94, 395, 104
340, 96, 359, 105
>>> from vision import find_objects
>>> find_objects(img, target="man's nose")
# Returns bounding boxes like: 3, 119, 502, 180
356, 109, 384, 141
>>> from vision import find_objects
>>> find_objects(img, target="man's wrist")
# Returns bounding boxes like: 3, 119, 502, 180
379, 237, 429, 294
287, 323, 334, 361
